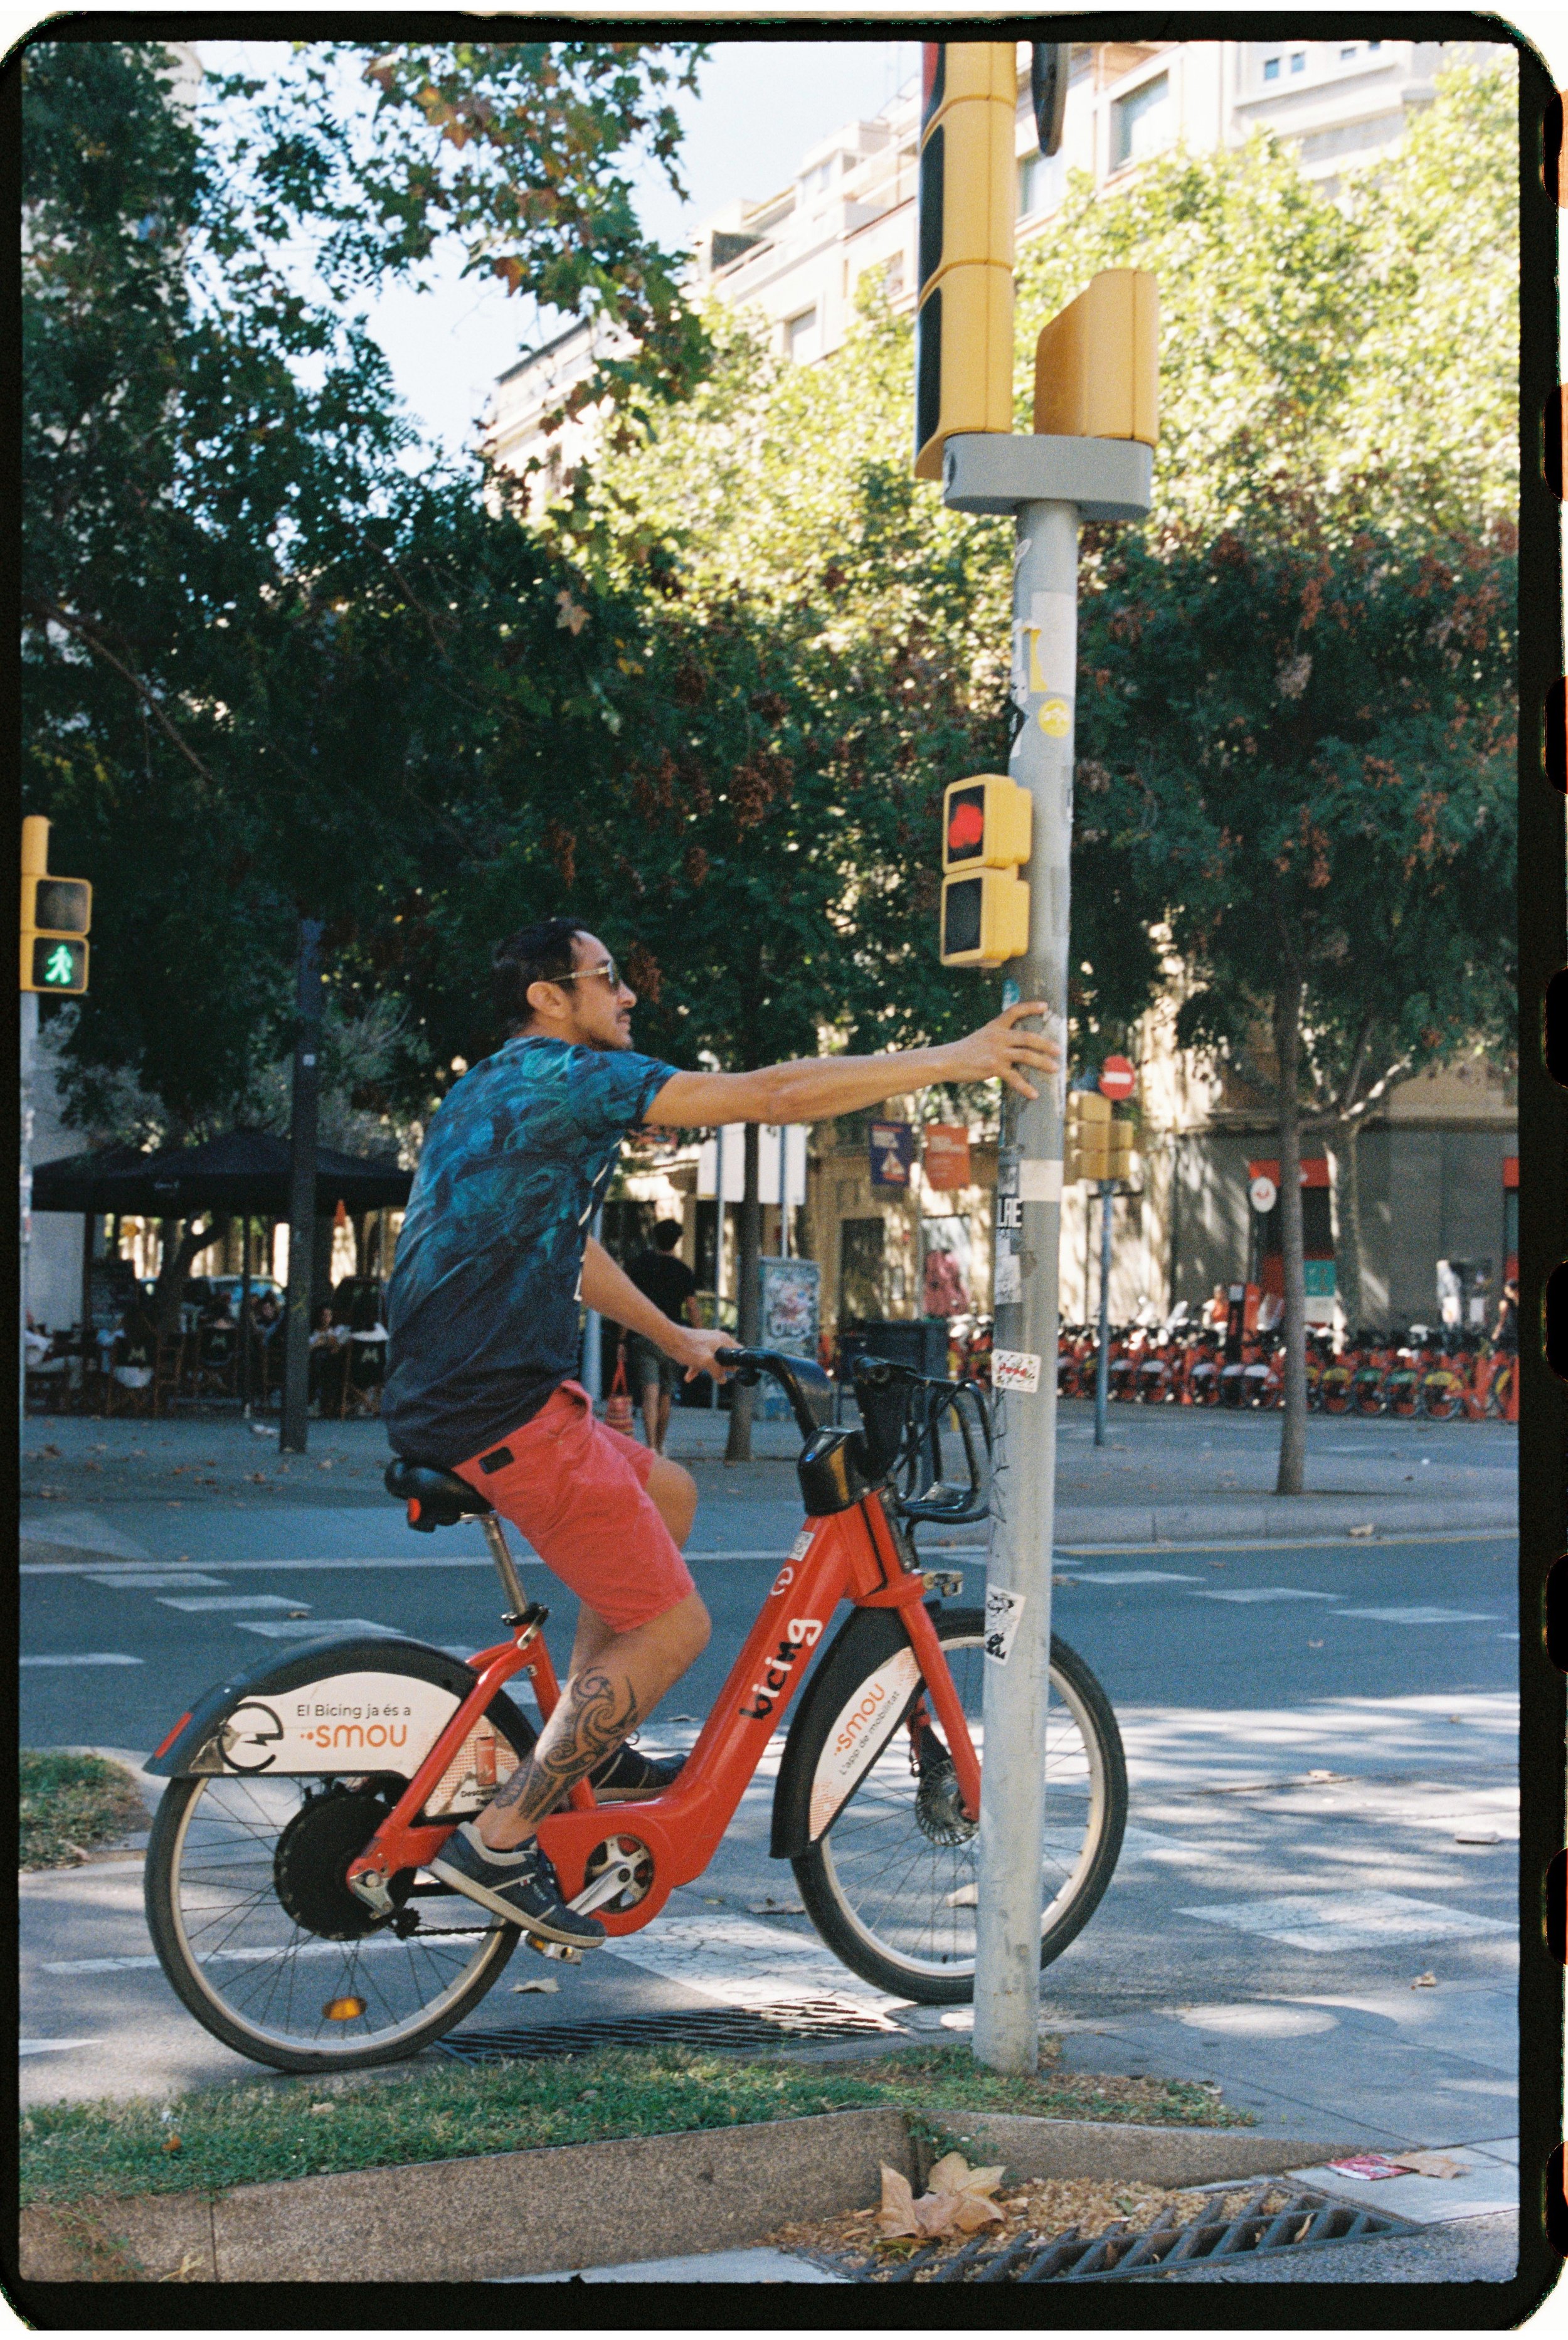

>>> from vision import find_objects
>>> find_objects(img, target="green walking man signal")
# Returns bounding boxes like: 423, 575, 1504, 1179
20, 815, 90, 994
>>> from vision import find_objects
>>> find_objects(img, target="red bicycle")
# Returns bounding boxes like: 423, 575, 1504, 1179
142, 1351, 1126, 2073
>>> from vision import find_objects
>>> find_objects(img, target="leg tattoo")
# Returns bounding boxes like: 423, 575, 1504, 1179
482, 1666, 642, 1837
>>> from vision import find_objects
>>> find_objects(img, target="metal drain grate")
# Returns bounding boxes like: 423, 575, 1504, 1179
835, 2184, 1417, 2284
435, 1998, 905, 2065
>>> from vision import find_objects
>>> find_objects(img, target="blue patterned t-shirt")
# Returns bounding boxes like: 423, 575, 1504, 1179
383, 1035, 677, 1463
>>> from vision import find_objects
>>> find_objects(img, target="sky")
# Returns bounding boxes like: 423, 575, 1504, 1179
193, 39, 919, 461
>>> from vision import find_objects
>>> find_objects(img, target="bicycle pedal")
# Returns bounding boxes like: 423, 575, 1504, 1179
524, 1933, 585, 1964
921, 1570, 964, 1599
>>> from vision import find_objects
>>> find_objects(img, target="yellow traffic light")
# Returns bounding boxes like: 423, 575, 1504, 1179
1065, 1090, 1136, 1184
942, 774, 1032, 874
913, 40, 1018, 482
940, 869, 1030, 968
1033, 269, 1159, 447
20, 814, 91, 995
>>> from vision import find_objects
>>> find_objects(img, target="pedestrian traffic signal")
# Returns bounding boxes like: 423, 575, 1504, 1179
941, 774, 1032, 873
1034, 269, 1159, 445
1065, 1090, 1135, 1184
913, 40, 1019, 482
940, 772, 1032, 967
19, 815, 90, 994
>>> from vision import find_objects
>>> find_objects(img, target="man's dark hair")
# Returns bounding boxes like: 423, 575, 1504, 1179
652, 1219, 683, 1252
493, 918, 591, 1030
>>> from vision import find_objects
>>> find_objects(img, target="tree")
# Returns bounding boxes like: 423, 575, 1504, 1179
1076, 504, 1515, 1492
206, 39, 712, 439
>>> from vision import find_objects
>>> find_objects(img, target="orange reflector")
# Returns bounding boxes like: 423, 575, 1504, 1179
323, 1997, 367, 2022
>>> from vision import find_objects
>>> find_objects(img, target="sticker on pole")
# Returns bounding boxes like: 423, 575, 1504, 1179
992, 1348, 1042, 1395
984, 1585, 1025, 1665
1249, 1174, 1278, 1214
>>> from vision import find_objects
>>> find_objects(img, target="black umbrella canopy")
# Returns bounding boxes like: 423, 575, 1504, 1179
31, 1129, 412, 1217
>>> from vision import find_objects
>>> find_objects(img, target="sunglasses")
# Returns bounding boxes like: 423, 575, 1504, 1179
554, 958, 624, 992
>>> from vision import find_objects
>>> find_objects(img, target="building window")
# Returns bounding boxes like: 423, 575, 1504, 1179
1112, 71, 1172, 168
785, 307, 818, 363
1017, 148, 1062, 217
1290, 51, 1306, 74
1263, 55, 1279, 81
1340, 45, 1357, 61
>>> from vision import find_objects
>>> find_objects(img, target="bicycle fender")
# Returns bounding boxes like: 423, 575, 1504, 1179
144, 1635, 535, 1788
771, 1604, 926, 1860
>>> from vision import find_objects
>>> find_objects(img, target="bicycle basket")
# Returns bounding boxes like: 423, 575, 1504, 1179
850, 1358, 992, 1525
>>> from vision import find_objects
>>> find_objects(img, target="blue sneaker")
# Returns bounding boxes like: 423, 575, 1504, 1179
430, 1822, 605, 1950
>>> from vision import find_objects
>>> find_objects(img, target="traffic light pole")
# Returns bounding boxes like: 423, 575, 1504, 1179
19, 989, 36, 1449
943, 432, 1151, 2077
280, 917, 324, 1455
1094, 1179, 1113, 1447
972, 493, 1076, 2076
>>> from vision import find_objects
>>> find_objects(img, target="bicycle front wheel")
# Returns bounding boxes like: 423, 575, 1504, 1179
145, 1772, 519, 2073
791, 1610, 1126, 2004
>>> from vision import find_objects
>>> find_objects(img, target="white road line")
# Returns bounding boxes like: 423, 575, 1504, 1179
21, 1654, 143, 1667
1066, 1570, 1205, 1586
1191, 1587, 1340, 1603
1333, 1607, 1501, 1625
236, 1617, 403, 1640
1179, 1891, 1512, 1952
157, 1595, 307, 1613
20, 2038, 109, 2056
88, 1571, 225, 1590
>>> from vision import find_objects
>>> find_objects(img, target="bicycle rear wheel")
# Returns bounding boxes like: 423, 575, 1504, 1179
790, 1610, 1126, 2004
145, 1770, 520, 2073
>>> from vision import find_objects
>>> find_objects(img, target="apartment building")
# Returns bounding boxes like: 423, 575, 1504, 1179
488, 37, 1454, 487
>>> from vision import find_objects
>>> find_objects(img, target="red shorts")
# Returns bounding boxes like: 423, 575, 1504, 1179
453, 1381, 695, 1635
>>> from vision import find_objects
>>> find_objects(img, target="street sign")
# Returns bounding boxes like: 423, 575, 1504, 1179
1249, 1174, 1278, 1214
1098, 1055, 1136, 1100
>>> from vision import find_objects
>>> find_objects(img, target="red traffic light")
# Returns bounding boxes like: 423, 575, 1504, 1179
947, 799, 985, 855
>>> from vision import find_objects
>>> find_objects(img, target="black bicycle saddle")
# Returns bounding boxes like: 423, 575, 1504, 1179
384, 1457, 493, 1530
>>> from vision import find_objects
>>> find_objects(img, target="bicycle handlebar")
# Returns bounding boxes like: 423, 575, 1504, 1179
714, 1347, 832, 1441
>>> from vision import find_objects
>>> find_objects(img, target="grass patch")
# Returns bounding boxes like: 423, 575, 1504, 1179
20, 2039, 1250, 2209
19, 1750, 146, 1871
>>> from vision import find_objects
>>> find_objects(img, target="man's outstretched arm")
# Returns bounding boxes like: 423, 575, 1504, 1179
647, 1000, 1060, 1130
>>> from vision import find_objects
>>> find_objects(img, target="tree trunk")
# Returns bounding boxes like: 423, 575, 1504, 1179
153, 1216, 216, 1334
1274, 972, 1307, 1497
1329, 1120, 1364, 1338
724, 1122, 762, 1463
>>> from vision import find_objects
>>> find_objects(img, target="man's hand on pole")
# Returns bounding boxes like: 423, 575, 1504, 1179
664, 1326, 737, 1385
943, 1002, 1060, 1099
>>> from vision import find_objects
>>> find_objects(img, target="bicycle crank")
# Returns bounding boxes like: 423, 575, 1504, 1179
573, 1834, 655, 1917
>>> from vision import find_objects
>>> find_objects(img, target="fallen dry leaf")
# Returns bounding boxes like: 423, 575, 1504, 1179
1392, 2151, 1468, 2179
1411, 1971, 1438, 1989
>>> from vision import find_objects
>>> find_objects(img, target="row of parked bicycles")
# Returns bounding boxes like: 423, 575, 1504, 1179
1047, 1312, 1517, 1418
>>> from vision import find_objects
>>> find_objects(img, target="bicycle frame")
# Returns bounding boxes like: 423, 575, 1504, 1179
346, 1488, 980, 1937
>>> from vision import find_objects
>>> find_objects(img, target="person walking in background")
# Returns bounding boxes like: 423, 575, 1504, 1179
622, 1220, 699, 1454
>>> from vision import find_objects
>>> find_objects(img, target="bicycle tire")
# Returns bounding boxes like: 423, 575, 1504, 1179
1318, 1369, 1353, 1415
1420, 1374, 1461, 1421
1353, 1375, 1387, 1417
787, 1609, 1126, 2005
144, 1683, 533, 2073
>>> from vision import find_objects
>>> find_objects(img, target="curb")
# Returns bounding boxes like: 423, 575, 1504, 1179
18, 2112, 1367, 2284
1053, 1497, 1516, 1545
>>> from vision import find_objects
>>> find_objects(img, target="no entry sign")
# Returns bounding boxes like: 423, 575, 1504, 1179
1098, 1055, 1136, 1101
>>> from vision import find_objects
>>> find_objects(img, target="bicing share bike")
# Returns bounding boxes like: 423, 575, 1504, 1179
142, 1351, 1127, 2073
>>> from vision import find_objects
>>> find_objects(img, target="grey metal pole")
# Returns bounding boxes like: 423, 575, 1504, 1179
1094, 1180, 1113, 1447
280, 918, 324, 1454
582, 1203, 604, 1410
973, 497, 1077, 2076
19, 990, 37, 1449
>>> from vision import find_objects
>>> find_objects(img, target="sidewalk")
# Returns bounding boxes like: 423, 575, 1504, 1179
21, 1405, 1517, 1550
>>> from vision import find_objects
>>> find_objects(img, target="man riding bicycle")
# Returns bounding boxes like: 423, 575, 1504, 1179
383, 916, 1057, 1950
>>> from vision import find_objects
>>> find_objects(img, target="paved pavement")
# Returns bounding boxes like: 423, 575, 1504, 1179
19, 1405, 1521, 2286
